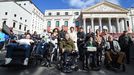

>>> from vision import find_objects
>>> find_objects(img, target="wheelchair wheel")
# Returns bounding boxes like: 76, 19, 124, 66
72, 65, 79, 71
122, 64, 126, 72
86, 57, 91, 70
56, 54, 62, 70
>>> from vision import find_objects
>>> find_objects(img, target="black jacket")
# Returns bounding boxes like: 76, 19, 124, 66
77, 31, 85, 42
85, 32, 95, 42
118, 34, 133, 49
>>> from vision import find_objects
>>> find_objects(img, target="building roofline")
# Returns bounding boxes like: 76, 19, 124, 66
0, 1, 32, 14
45, 9, 81, 11
16, 0, 44, 15
30, 1, 44, 14
15, 2, 32, 14
0, 0, 44, 15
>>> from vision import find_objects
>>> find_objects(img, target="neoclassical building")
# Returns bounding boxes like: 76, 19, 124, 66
81, 1, 129, 33
44, 1, 134, 33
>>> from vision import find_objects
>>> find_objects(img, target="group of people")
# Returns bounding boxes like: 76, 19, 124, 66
0, 26, 133, 71
77, 27, 133, 70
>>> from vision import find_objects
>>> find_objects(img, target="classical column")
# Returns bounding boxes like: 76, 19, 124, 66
108, 18, 112, 33
124, 18, 128, 31
116, 18, 120, 33
121, 18, 125, 32
91, 18, 94, 32
99, 18, 102, 31
83, 18, 86, 33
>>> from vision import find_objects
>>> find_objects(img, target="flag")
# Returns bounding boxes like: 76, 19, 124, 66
2, 23, 11, 36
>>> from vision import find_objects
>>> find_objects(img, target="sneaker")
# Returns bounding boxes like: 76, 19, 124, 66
5, 58, 12, 65
24, 58, 29, 66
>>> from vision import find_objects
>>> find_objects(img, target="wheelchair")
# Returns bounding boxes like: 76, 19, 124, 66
32, 39, 59, 67
49, 42, 59, 64
3, 42, 34, 67
85, 46, 102, 71
42, 41, 58, 67
57, 50, 79, 73
31, 40, 51, 66
104, 51, 126, 72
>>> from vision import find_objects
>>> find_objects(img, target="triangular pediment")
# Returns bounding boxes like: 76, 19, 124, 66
82, 1, 128, 13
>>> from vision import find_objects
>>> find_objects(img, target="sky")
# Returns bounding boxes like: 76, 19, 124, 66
32, 0, 134, 13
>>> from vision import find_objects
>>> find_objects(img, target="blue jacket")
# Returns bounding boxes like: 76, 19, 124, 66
0, 32, 9, 42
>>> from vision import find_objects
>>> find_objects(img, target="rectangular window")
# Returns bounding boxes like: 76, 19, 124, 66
47, 21, 51, 27
19, 25, 21, 30
24, 26, 26, 31
20, 17, 22, 20
25, 20, 27, 22
5, 12, 8, 15
64, 21, 68, 26
3, 21, 6, 25
75, 21, 79, 26
13, 22, 16, 28
14, 14, 17, 17
57, 12, 60, 15
48, 13, 52, 16
65, 12, 68, 15
74, 12, 79, 15
56, 21, 60, 27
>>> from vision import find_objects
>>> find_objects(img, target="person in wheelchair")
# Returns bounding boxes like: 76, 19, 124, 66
59, 33, 76, 72
5, 34, 34, 66
35, 35, 50, 57
85, 36, 98, 70
105, 35, 126, 70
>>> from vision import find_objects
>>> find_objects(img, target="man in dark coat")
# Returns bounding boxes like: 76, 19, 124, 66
118, 31, 133, 64
77, 27, 85, 61
85, 28, 95, 42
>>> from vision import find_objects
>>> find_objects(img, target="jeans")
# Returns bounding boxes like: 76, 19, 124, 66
6, 43, 31, 58
36, 42, 48, 55
63, 51, 71, 62
6, 43, 18, 58
20, 44, 31, 58
86, 51, 97, 67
